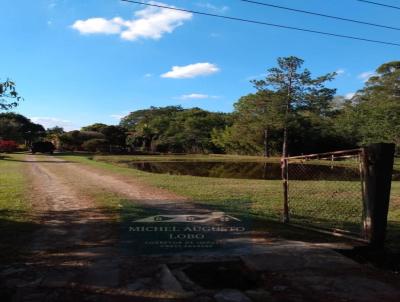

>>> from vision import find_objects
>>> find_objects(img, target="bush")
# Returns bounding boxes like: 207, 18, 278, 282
31, 141, 55, 154
82, 139, 108, 152
0, 140, 18, 152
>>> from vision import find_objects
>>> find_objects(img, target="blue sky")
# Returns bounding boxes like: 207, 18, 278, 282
1, 0, 399, 130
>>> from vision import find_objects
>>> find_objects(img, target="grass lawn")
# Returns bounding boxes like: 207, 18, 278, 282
56, 153, 400, 250
0, 153, 36, 262
1, 151, 398, 269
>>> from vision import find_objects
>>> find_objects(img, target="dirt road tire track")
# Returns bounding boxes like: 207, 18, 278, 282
0, 155, 196, 301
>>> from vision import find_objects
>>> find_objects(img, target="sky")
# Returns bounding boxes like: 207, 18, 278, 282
1, 0, 399, 130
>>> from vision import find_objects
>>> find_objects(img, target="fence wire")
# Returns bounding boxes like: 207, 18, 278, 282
285, 150, 364, 236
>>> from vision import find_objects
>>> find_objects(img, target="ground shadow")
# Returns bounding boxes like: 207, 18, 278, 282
0, 206, 192, 301
1, 201, 400, 301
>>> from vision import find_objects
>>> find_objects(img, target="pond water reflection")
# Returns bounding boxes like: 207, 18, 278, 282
127, 161, 370, 181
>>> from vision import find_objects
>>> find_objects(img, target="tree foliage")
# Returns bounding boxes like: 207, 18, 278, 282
250, 56, 337, 156
59, 124, 127, 151
59, 130, 105, 151
82, 138, 109, 152
347, 61, 400, 147
0, 80, 23, 110
122, 106, 229, 153
0, 112, 45, 144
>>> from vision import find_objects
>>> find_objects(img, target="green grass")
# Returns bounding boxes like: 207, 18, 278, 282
56, 154, 282, 214
0, 154, 29, 217
0, 153, 36, 262
55, 153, 400, 248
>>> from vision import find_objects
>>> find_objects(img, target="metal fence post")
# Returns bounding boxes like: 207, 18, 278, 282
361, 143, 395, 248
282, 157, 289, 223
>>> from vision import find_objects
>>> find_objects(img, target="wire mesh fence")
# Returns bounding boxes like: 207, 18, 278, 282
284, 149, 365, 237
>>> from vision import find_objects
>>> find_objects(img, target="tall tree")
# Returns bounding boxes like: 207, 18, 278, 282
233, 91, 284, 157
251, 56, 336, 157
352, 61, 400, 148
252, 57, 336, 222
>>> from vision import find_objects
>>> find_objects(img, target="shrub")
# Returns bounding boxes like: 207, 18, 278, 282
0, 140, 18, 152
31, 141, 55, 154
82, 139, 108, 152
59, 130, 105, 151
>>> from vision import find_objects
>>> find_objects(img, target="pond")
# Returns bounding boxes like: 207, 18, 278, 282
128, 161, 368, 181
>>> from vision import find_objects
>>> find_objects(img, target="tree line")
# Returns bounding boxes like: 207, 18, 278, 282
1, 57, 399, 155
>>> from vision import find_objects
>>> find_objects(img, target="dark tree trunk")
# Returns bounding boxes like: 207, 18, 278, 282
282, 79, 292, 223
281, 126, 289, 223
263, 128, 270, 157
282, 126, 288, 158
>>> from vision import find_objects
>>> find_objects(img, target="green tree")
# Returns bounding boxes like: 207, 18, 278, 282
233, 91, 284, 156
332, 61, 400, 155
353, 61, 400, 147
100, 125, 127, 150
121, 106, 228, 153
0, 113, 44, 144
166, 108, 228, 153
59, 130, 105, 151
81, 123, 108, 132
121, 106, 183, 151
45, 126, 65, 150
0, 80, 23, 110
82, 139, 108, 152
46, 126, 65, 136
251, 56, 336, 157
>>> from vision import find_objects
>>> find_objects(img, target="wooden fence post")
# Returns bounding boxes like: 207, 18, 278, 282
282, 157, 289, 223
362, 143, 395, 248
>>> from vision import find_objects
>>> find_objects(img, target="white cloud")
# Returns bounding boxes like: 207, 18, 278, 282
144, 73, 153, 78
71, 2, 192, 41
358, 71, 375, 82
110, 114, 125, 120
110, 110, 130, 120
161, 62, 219, 79
345, 92, 355, 99
30, 117, 77, 131
176, 93, 220, 100
336, 68, 346, 76
181, 93, 209, 100
178, 93, 208, 100
72, 17, 122, 35
196, 2, 229, 13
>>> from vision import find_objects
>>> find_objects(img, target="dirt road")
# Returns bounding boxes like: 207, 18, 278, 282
0, 155, 201, 301
1, 155, 400, 302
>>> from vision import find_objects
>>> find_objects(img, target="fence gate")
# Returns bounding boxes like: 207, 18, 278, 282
282, 149, 366, 239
